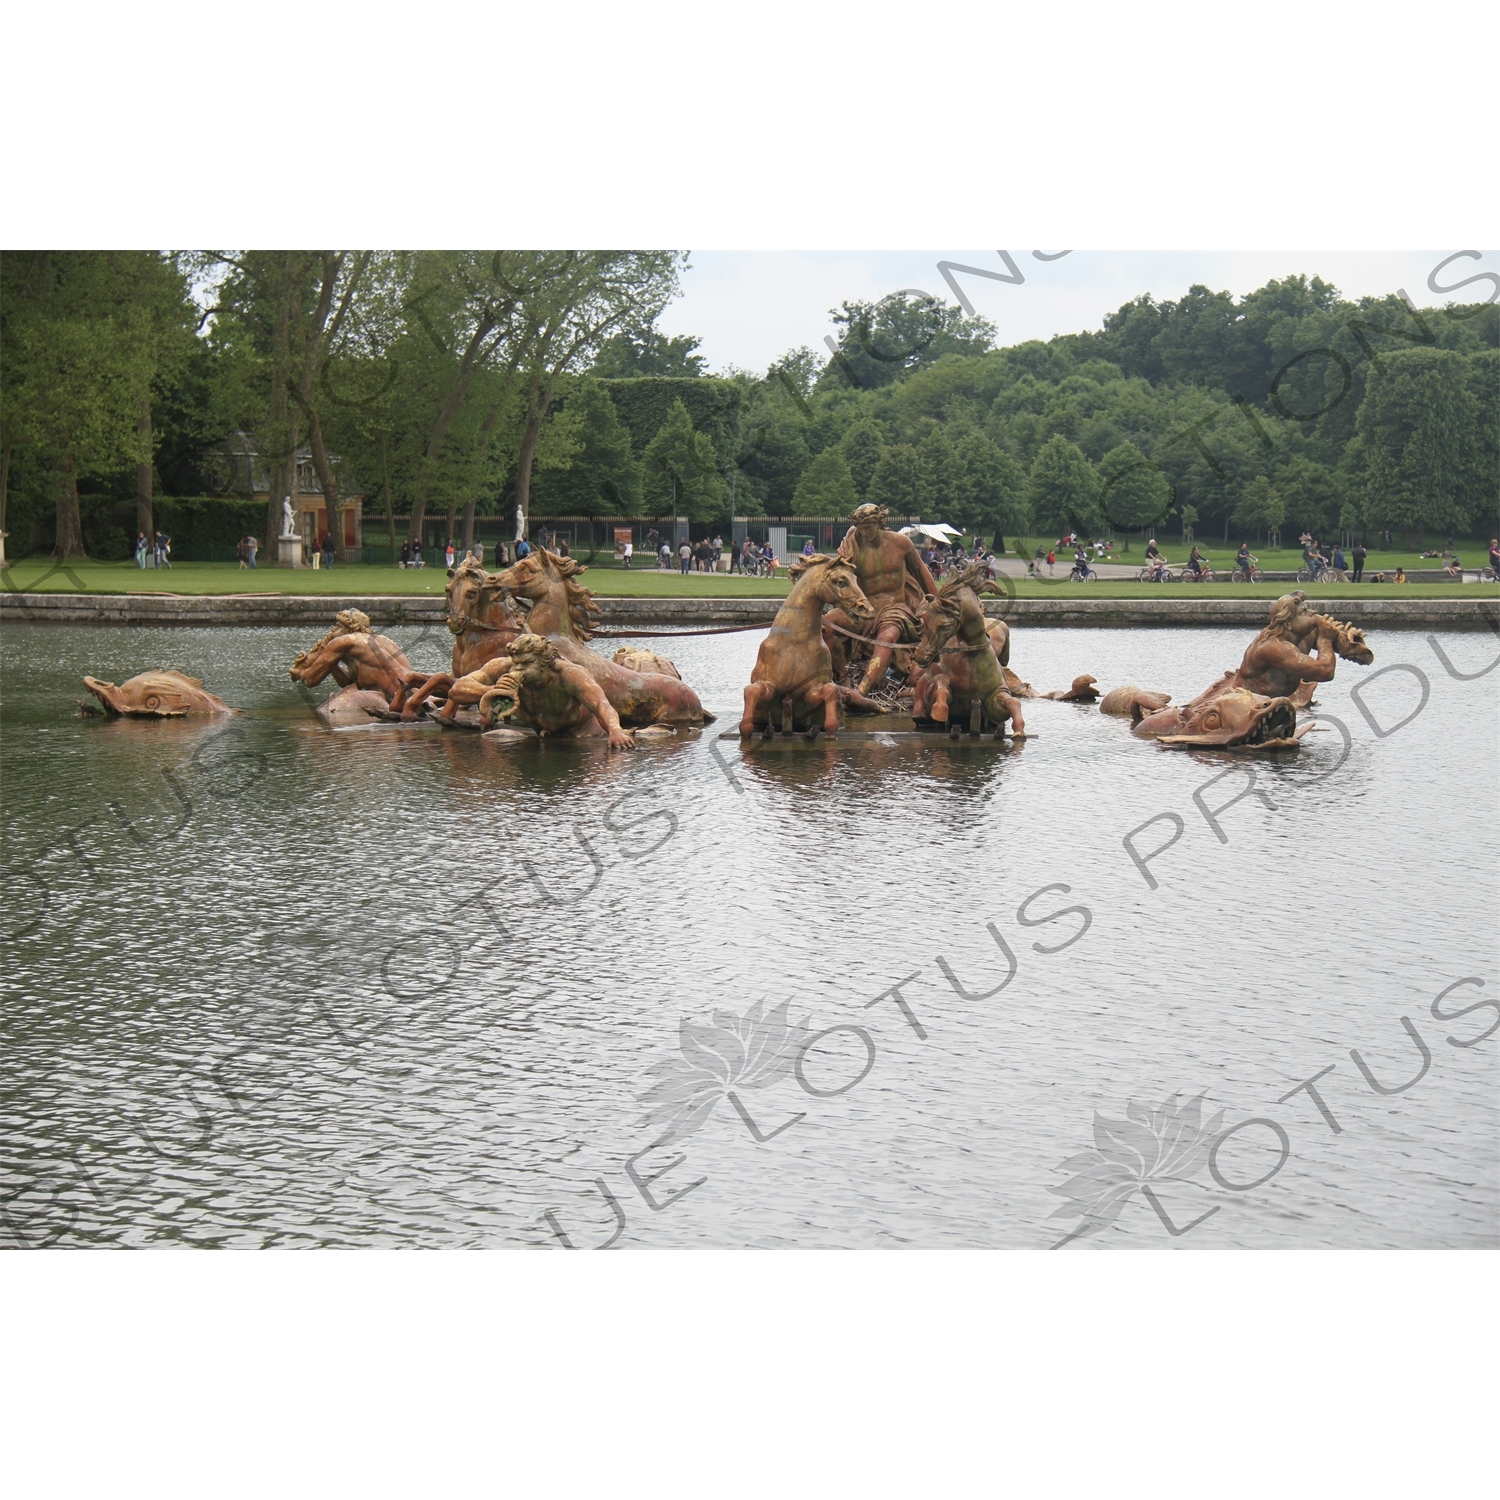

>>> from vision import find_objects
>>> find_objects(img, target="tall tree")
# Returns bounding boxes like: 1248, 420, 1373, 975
792, 448, 858, 514
503, 251, 684, 540
1231, 475, 1285, 545
591, 323, 707, 377
1097, 440, 1172, 536
818, 292, 996, 391
0, 252, 193, 558
953, 432, 1027, 536
642, 398, 724, 522
532, 376, 641, 520
1357, 347, 1479, 543
839, 420, 884, 497
1026, 436, 1098, 538
866, 443, 921, 515
285, 251, 373, 555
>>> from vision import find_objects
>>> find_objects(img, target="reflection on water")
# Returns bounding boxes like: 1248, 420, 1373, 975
1, 621, 1496, 1248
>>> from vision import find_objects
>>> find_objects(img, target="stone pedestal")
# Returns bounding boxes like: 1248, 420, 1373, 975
277, 535, 304, 568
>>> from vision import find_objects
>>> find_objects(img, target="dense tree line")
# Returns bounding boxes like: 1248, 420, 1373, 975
2, 253, 1494, 560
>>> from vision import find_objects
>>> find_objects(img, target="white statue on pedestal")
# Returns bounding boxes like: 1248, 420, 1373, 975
281, 495, 297, 538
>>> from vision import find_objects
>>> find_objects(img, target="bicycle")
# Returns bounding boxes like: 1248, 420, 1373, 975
1069, 560, 1098, 582
1181, 565, 1216, 583
1231, 555, 1263, 582
1137, 564, 1174, 584
1296, 562, 1337, 584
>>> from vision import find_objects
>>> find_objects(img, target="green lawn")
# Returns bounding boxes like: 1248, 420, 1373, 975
0, 559, 794, 598
3, 557, 1495, 601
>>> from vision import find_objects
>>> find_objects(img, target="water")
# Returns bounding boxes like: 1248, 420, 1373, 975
2, 619, 1497, 1249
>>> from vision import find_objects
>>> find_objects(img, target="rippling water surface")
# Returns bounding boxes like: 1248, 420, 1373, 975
2, 618, 1496, 1249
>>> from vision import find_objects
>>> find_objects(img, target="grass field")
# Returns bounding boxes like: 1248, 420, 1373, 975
3, 556, 1496, 601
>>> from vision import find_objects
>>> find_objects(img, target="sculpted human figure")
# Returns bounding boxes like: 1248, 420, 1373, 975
452, 634, 634, 749
289, 609, 420, 709
488, 547, 712, 725
1185, 591, 1373, 708
824, 503, 938, 695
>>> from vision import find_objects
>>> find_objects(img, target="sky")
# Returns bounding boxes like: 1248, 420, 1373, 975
656, 250, 1497, 376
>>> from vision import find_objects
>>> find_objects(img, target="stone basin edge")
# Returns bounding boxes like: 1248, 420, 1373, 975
2, 592, 1496, 630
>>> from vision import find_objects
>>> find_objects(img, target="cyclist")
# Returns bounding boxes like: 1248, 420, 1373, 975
1235, 541, 1251, 580
1187, 544, 1206, 580
1143, 538, 1169, 582
1489, 538, 1500, 578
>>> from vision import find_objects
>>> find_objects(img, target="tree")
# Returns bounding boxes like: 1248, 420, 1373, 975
953, 432, 1027, 537
914, 426, 959, 516
793, 448, 858, 514
532, 377, 641, 518
591, 323, 707, 378
1357, 347, 1478, 542
1, 252, 194, 558
1231, 475, 1285, 544
839, 420, 884, 497
642, 399, 724, 522
1276, 455, 1340, 539
504, 251, 685, 540
866, 443, 921, 515
818, 292, 996, 391
289, 252, 373, 554
1097, 441, 1172, 537
1026, 436, 1098, 538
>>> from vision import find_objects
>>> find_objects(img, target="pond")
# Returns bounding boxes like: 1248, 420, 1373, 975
2, 619, 1496, 1248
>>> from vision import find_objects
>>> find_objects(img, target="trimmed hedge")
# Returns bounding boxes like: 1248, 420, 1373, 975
599, 378, 743, 463
153, 496, 270, 547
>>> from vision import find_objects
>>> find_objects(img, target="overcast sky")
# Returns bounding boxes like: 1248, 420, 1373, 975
657, 250, 1495, 376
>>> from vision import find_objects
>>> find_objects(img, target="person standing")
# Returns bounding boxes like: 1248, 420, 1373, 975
445, 540, 456, 569
135, 532, 148, 568
247, 534, 258, 569
1331, 543, 1349, 582
237, 536, 248, 569
678, 539, 692, 575
475, 540, 484, 566
1046, 548, 1055, 576
1351, 540, 1367, 582
155, 531, 171, 569
515, 536, 530, 559
623, 538, 633, 569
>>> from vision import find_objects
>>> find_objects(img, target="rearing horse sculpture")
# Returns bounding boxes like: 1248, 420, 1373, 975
399, 559, 529, 719
740, 553, 873, 738
487, 546, 714, 726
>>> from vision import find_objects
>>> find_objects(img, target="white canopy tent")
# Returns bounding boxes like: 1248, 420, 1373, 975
900, 522, 964, 545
